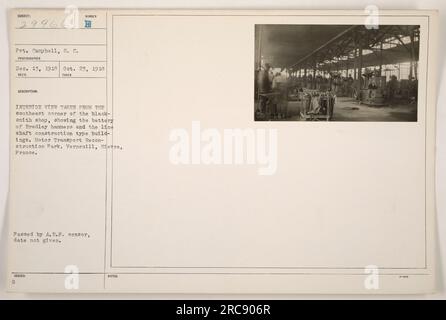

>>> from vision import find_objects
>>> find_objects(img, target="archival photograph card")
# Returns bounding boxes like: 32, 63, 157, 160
7, 9, 438, 293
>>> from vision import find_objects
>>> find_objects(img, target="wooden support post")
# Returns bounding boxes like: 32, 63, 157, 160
354, 35, 363, 101
410, 29, 416, 80
313, 64, 316, 89
257, 25, 262, 70
379, 41, 383, 76
359, 45, 363, 83
353, 47, 358, 80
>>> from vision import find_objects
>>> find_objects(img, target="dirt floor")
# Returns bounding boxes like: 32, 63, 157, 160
283, 97, 417, 121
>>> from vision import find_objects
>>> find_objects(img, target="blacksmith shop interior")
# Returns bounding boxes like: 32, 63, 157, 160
254, 24, 420, 121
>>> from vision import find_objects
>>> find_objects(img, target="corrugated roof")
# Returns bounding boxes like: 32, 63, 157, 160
255, 25, 419, 69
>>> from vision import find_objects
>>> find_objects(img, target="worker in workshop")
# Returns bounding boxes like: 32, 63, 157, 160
257, 63, 272, 115
268, 67, 275, 83
272, 71, 288, 119
408, 76, 418, 103
387, 75, 398, 102
347, 74, 354, 98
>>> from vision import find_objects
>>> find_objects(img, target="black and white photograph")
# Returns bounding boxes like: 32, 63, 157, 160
255, 24, 420, 121
1, 6, 443, 299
